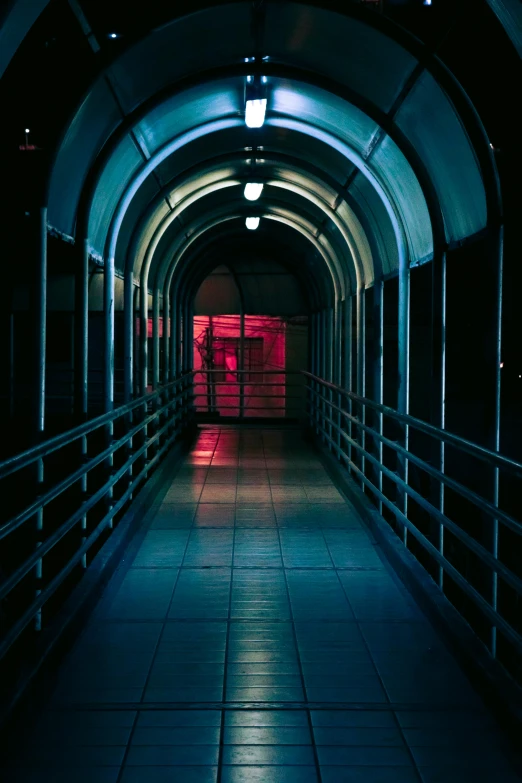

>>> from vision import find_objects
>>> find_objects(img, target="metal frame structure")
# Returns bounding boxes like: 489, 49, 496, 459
1, 0, 517, 716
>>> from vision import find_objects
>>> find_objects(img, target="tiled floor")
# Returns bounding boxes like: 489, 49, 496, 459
3, 427, 520, 782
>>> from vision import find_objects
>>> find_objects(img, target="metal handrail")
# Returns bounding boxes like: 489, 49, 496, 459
302, 371, 522, 479
0, 386, 188, 542
304, 372, 522, 662
0, 373, 194, 480
0, 372, 195, 662
307, 386, 522, 537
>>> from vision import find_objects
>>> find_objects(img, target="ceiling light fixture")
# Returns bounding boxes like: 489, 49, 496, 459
245, 98, 267, 128
244, 183, 264, 201
246, 217, 260, 230
245, 69, 268, 128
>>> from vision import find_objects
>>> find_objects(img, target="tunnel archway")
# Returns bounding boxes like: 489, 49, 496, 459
1, 0, 522, 763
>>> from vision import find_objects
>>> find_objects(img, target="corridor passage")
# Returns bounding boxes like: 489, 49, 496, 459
4, 428, 520, 782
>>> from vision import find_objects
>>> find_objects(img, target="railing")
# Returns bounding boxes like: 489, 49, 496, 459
193, 369, 306, 420
304, 371, 522, 681
0, 373, 194, 666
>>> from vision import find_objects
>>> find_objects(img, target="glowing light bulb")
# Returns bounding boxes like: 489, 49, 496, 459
245, 98, 267, 128
25, 128, 30, 134
244, 183, 264, 201
246, 217, 260, 230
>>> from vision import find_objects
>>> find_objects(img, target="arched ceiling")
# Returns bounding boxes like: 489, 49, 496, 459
2, 1, 503, 312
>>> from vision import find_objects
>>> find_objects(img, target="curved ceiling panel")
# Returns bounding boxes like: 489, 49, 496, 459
107, 5, 251, 113
348, 174, 399, 278
82, 78, 429, 284
40, 0, 493, 312
47, 79, 122, 235
395, 70, 487, 243
133, 83, 242, 155
270, 82, 378, 157
264, 2, 417, 112
370, 134, 432, 264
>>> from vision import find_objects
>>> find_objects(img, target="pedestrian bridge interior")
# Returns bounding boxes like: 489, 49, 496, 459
0, 1, 521, 781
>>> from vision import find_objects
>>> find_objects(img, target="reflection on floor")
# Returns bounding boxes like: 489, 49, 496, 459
3, 428, 520, 782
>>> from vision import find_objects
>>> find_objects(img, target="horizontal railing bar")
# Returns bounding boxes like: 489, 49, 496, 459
0, 408, 187, 603
194, 370, 297, 374
0, 431, 172, 662
193, 384, 296, 388
313, 411, 522, 655
194, 395, 302, 400
195, 408, 290, 412
0, 389, 189, 541
316, 404, 522, 597
0, 373, 193, 480
0, 410, 188, 632
303, 372, 522, 479
307, 387, 522, 537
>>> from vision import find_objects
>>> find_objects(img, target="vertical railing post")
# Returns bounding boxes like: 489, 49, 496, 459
152, 287, 161, 455
9, 312, 15, 419
74, 237, 89, 421
239, 307, 245, 420
430, 249, 447, 589
357, 286, 365, 488
491, 224, 504, 658
398, 253, 410, 545
313, 311, 322, 436
74, 237, 90, 555
319, 309, 327, 443
103, 247, 115, 528
30, 207, 47, 631
327, 307, 334, 449
343, 297, 353, 471
123, 270, 135, 497
307, 313, 314, 429
169, 287, 178, 433
373, 279, 384, 514
139, 287, 150, 476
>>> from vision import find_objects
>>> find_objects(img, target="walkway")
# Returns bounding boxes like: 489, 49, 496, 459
3, 427, 520, 782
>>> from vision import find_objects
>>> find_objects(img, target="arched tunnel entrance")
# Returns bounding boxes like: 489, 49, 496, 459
0, 1, 522, 780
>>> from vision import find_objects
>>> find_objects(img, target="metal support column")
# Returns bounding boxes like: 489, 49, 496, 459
356, 286, 366, 488
75, 237, 90, 562
103, 249, 115, 527
319, 310, 327, 443
239, 305, 245, 419
491, 224, 504, 658
139, 286, 148, 396
152, 288, 160, 391
308, 311, 316, 430
326, 308, 334, 449
74, 237, 89, 420
169, 287, 178, 382
343, 297, 353, 470
31, 207, 47, 631
123, 271, 135, 499
163, 285, 170, 386
133, 285, 140, 397
398, 256, 410, 545
431, 250, 447, 588
123, 271, 134, 404
373, 279, 384, 514
9, 313, 15, 419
